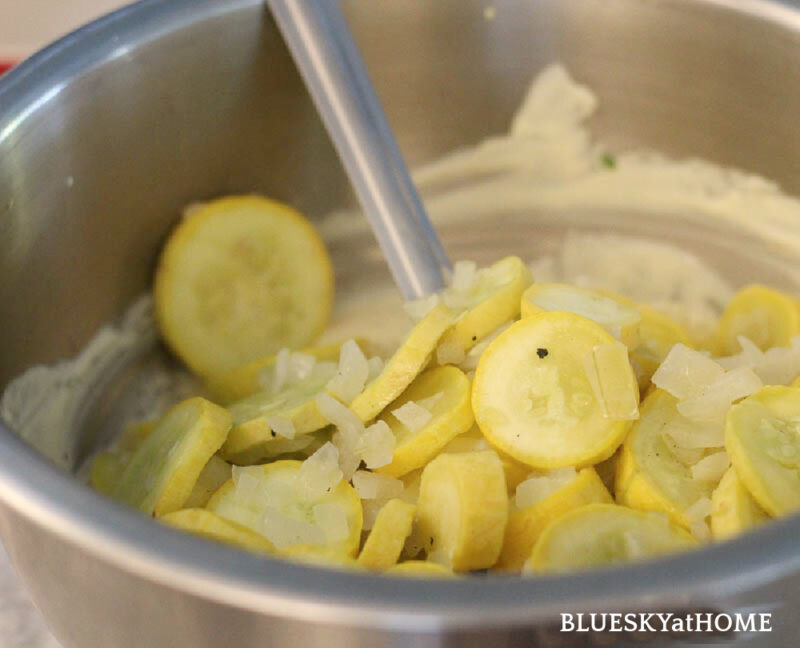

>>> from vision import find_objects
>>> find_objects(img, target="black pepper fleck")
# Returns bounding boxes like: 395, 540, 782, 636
472, 335, 477, 341
271, 430, 276, 437
536, 348, 549, 359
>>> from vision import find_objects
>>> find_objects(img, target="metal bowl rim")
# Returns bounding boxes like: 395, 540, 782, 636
1, 0, 799, 629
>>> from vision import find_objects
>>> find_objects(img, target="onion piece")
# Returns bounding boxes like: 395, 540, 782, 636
677, 367, 762, 423
299, 442, 343, 498
691, 451, 730, 482
357, 420, 396, 469
514, 467, 576, 509
326, 339, 369, 403
652, 344, 725, 400
264, 415, 296, 440
392, 401, 433, 433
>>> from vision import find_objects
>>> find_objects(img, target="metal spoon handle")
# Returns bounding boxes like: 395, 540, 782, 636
267, 0, 450, 300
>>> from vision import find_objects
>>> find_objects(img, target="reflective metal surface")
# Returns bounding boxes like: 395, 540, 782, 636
0, 0, 799, 646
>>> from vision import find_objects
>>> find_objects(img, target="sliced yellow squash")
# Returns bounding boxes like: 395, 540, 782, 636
207, 460, 363, 557
496, 467, 612, 571
279, 544, 364, 570
206, 341, 346, 404
521, 283, 641, 349
525, 503, 695, 573
112, 397, 232, 516
710, 466, 768, 540
594, 450, 619, 495
616, 389, 715, 529
357, 499, 416, 570
725, 385, 800, 516
182, 456, 233, 508
716, 284, 800, 355
220, 362, 337, 463
631, 306, 692, 390
436, 256, 532, 355
154, 195, 333, 376
89, 452, 128, 496
160, 508, 274, 554
385, 561, 457, 578
376, 366, 473, 478
473, 312, 638, 469
416, 450, 507, 571
440, 426, 530, 493
350, 304, 455, 422
89, 420, 158, 495
116, 420, 157, 452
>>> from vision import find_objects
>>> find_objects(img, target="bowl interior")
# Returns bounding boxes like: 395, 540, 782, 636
0, 0, 800, 600
2, 0, 800, 385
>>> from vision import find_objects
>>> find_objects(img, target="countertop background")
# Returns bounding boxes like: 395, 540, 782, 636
1, 4, 132, 646
0, 1, 129, 62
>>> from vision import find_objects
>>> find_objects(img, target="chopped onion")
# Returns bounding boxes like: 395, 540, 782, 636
652, 344, 725, 400
316, 393, 365, 480
677, 367, 762, 423
691, 451, 730, 482
357, 420, 396, 469
417, 392, 444, 412
447, 260, 513, 312
450, 260, 478, 293
662, 417, 725, 449
528, 286, 640, 343
264, 415, 296, 440
271, 348, 292, 395
758, 343, 800, 386
367, 356, 384, 381
332, 429, 361, 481
399, 471, 421, 505
441, 261, 510, 312
231, 466, 266, 502
288, 352, 316, 383
351, 470, 403, 501
257, 366, 274, 391
690, 520, 711, 542
514, 467, 577, 509
392, 401, 433, 433
315, 393, 364, 436
458, 351, 483, 372
326, 339, 369, 403
299, 442, 343, 498
404, 294, 440, 321
361, 500, 383, 531
716, 336, 763, 371
685, 496, 713, 522
661, 433, 705, 466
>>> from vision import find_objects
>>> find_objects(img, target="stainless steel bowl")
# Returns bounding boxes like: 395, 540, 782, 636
1, 1, 800, 646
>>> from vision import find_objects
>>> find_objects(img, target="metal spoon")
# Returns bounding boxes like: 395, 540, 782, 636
266, 0, 451, 300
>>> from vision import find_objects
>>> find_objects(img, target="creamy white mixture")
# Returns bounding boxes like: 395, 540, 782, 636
4, 64, 800, 468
